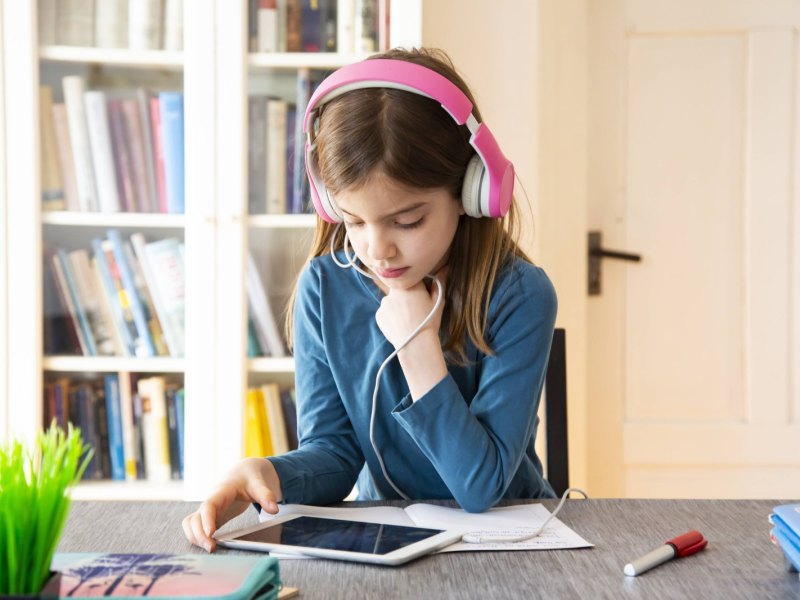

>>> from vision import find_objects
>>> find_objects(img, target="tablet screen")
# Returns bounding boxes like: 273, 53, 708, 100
232, 517, 444, 555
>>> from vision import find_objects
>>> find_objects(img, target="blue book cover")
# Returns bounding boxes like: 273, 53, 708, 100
175, 388, 185, 477
106, 229, 157, 357
56, 249, 98, 356
76, 384, 99, 480
91, 238, 136, 356
159, 92, 185, 214
103, 374, 126, 481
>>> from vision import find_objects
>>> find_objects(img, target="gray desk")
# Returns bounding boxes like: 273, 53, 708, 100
56, 499, 799, 599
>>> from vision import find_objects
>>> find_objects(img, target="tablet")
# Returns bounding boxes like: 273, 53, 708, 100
216, 513, 463, 566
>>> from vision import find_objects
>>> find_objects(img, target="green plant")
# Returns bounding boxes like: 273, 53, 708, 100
0, 422, 92, 596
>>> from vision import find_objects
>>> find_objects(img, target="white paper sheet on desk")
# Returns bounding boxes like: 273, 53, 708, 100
259, 502, 593, 556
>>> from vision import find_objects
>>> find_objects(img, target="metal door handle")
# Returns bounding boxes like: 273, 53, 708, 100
588, 231, 641, 295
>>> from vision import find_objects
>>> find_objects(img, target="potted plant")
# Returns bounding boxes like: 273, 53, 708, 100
0, 422, 92, 596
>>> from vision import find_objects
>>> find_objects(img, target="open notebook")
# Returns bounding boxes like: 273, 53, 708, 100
258, 502, 593, 553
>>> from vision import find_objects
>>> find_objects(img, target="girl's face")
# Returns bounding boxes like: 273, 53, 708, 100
335, 173, 463, 292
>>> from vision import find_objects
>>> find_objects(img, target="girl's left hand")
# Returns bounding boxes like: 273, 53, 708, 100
375, 266, 447, 350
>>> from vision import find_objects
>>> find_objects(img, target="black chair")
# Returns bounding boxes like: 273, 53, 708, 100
544, 328, 569, 497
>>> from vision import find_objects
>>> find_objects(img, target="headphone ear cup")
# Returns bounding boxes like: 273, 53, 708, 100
305, 143, 342, 223
461, 155, 486, 218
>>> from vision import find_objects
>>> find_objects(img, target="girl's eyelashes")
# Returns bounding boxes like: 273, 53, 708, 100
396, 218, 424, 230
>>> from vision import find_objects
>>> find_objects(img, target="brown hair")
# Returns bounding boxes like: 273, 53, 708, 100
285, 47, 529, 362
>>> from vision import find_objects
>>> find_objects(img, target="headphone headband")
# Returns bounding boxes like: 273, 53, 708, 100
303, 58, 514, 222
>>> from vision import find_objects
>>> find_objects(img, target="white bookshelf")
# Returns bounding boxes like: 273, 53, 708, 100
1, 0, 422, 501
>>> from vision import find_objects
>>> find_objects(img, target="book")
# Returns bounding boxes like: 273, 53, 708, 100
149, 96, 169, 213
258, 0, 278, 52
106, 230, 158, 357
280, 387, 299, 450
51, 103, 81, 211
57, 0, 94, 46
246, 253, 286, 357
165, 387, 182, 479
248, 95, 268, 214
285, 0, 302, 51
103, 374, 126, 481
49, 249, 96, 356
123, 240, 169, 355
265, 98, 288, 214
62, 76, 99, 212
95, 0, 129, 48
245, 388, 272, 457
135, 88, 160, 212
129, 0, 164, 50
43, 251, 81, 355
67, 249, 118, 356
121, 99, 154, 213
107, 99, 137, 213
262, 383, 289, 455
44, 553, 281, 599
40, 87, 65, 210
159, 92, 185, 214
118, 371, 139, 480
137, 376, 172, 482
164, 0, 184, 51
91, 238, 137, 356
84, 90, 121, 213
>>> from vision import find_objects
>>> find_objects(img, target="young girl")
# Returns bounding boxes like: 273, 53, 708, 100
183, 47, 557, 553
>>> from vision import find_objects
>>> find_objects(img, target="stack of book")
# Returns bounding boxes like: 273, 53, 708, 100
44, 373, 184, 482
244, 384, 298, 458
40, 79, 184, 214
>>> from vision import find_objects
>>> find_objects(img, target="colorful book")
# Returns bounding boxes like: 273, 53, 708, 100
137, 376, 172, 482
103, 374, 126, 481
44, 553, 281, 599
91, 238, 136, 356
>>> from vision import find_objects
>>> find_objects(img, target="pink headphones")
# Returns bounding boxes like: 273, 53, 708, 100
303, 59, 515, 223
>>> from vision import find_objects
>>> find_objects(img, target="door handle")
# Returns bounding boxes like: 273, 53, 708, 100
588, 231, 641, 295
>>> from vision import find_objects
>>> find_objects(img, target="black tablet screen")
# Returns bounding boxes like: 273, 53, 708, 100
233, 517, 444, 555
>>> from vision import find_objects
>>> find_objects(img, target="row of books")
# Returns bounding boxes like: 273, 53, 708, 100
44, 229, 288, 359
39, 0, 184, 51
249, 0, 389, 55
44, 373, 184, 482
40, 79, 185, 214
245, 383, 299, 458
248, 69, 325, 215
44, 230, 185, 358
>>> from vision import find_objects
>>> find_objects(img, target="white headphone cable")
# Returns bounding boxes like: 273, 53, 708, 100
461, 487, 588, 544
330, 226, 442, 499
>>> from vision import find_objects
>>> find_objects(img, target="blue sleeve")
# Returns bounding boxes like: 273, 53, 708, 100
267, 261, 364, 504
391, 266, 557, 513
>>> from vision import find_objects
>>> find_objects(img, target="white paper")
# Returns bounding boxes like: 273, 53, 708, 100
259, 502, 593, 555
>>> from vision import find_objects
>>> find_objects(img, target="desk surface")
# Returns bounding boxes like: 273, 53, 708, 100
57, 498, 799, 599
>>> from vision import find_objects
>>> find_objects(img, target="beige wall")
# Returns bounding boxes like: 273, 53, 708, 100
421, 1, 589, 491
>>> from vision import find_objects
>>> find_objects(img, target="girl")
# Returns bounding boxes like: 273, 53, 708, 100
183, 47, 557, 553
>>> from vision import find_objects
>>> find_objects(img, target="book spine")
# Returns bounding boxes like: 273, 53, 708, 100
141, 237, 186, 357
337, 0, 355, 55
121, 99, 154, 213
301, 0, 323, 52
265, 99, 288, 214
95, 0, 129, 48
62, 76, 99, 212
129, 0, 163, 50
84, 91, 122, 213
165, 388, 182, 479
123, 240, 169, 356
57, 0, 94, 46
248, 96, 268, 214
44, 250, 83, 355
118, 371, 139, 480
38, 0, 57, 46
39, 87, 65, 210
55, 248, 97, 356
51, 103, 82, 211
158, 93, 185, 214
106, 229, 157, 357
91, 238, 136, 356
263, 383, 289, 455
136, 89, 160, 212
149, 97, 169, 213
138, 376, 172, 482
163, 0, 184, 51
258, 0, 278, 52
175, 388, 185, 477
246, 252, 286, 357
68, 249, 117, 356
103, 374, 126, 480
285, 0, 302, 52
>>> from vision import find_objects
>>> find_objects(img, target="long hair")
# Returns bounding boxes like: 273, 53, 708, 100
285, 47, 529, 362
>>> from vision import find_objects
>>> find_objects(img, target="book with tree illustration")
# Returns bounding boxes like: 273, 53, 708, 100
42, 553, 283, 599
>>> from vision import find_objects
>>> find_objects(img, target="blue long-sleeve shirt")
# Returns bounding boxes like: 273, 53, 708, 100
268, 252, 557, 512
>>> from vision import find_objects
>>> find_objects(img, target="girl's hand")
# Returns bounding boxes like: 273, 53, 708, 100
181, 457, 282, 553
375, 266, 447, 350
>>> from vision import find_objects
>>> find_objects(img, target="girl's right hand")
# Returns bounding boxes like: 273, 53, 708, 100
181, 457, 283, 553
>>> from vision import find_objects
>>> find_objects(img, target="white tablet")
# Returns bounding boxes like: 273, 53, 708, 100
216, 513, 463, 566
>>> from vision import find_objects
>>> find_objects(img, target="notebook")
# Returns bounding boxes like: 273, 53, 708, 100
769, 503, 800, 573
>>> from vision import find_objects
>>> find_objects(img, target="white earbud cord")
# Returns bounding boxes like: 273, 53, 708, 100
330, 226, 442, 500
461, 487, 588, 544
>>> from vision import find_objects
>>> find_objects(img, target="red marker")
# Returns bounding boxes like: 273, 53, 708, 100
624, 530, 708, 576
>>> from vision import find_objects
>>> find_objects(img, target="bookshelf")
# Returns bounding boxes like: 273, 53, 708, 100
1, 0, 422, 501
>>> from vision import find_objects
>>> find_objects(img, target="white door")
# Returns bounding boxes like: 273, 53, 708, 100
587, 0, 800, 497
